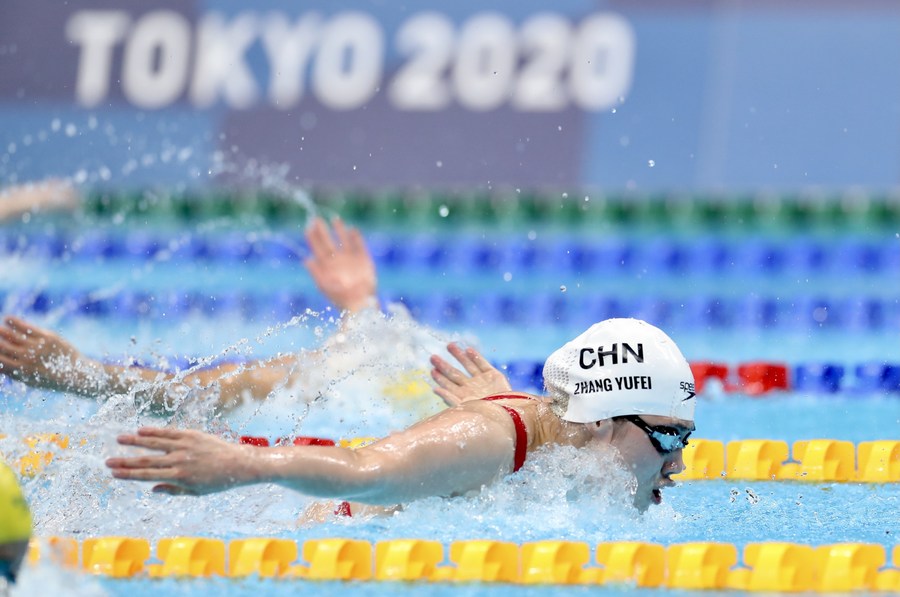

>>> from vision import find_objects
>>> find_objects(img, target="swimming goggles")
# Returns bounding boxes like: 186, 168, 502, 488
618, 415, 691, 455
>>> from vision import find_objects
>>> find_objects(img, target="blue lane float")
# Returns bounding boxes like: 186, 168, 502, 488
4, 289, 900, 331
3, 231, 900, 276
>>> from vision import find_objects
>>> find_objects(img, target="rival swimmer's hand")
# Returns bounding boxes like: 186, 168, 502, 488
304, 216, 378, 313
107, 427, 257, 496
0, 316, 99, 393
430, 343, 512, 407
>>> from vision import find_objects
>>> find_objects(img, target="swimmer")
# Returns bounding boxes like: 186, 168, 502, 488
0, 216, 392, 412
107, 318, 696, 513
0, 179, 79, 222
0, 460, 32, 586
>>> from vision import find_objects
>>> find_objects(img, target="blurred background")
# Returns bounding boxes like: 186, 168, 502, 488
1, 4, 900, 594
1, 0, 899, 410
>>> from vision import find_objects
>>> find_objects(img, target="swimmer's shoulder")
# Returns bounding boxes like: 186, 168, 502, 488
457, 392, 554, 441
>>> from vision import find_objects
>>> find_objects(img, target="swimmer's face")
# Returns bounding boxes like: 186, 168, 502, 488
608, 415, 693, 512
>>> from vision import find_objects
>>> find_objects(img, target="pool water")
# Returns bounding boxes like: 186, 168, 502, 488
1, 201, 899, 596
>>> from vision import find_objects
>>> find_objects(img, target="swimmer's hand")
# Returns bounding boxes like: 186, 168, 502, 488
0, 179, 79, 222
430, 343, 512, 406
304, 216, 378, 313
107, 428, 257, 496
0, 316, 103, 394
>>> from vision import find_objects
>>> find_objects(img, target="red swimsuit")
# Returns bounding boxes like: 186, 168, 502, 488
334, 394, 532, 517
481, 394, 532, 473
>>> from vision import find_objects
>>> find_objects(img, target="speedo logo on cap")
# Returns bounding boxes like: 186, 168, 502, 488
578, 343, 643, 368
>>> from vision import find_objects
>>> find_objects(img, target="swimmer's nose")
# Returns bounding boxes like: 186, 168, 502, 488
664, 449, 686, 475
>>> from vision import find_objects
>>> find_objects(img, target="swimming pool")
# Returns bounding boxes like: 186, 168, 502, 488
1, 191, 899, 595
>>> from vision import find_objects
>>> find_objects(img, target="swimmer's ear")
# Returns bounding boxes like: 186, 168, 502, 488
590, 419, 615, 442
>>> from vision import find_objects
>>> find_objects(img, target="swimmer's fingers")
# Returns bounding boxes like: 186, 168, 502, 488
305, 217, 336, 260
115, 434, 182, 453
106, 453, 176, 470
339, 221, 370, 260
116, 427, 197, 450
3, 316, 45, 341
433, 386, 462, 408
0, 337, 24, 362
464, 346, 497, 374
109, 465, 180, 483
331, 216, 351, 249
152, 484, 194, 496
430, 354, 469, 385
0, 325, 28, 347
446, 342, 497, 376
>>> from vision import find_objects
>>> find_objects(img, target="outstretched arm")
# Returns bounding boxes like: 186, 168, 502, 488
430, 343, 512, 406
107, 400, 518, 504
0, 316, 295, 411
304, 216, 377, 314
0, 179, 79, 222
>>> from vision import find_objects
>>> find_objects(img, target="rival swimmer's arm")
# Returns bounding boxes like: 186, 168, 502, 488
107, 400, 519, 505
304, 216, 378, 314
430, 343, 512, 406
0, 316, 298, 411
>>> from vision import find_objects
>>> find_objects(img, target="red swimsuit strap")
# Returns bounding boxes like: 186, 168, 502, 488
482, 395, 532, 472
335, 394, 533, 517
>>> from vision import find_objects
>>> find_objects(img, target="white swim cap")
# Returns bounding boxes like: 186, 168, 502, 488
544, 318, 695, 423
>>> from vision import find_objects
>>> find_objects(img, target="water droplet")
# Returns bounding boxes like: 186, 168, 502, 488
435, 160, 443, 168
557, 125, 563, 131
65, 123, 77, 137
438, 205, 449, 218
648, 160, 655, 168
560, 285, 567, 293
527, 230, 537, 241
50, 118, 60, 131
503, 272, 512, 282
611, 108, 617, 114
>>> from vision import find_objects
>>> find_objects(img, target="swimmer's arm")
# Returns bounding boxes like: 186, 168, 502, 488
0, 179, 79, 222
304, 216, 378, 314
0, 316, 297, 410
268, 402, 518, 504
108, 402, 518, 504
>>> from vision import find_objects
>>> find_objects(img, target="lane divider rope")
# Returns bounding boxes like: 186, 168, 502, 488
25, 536, 900, 591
